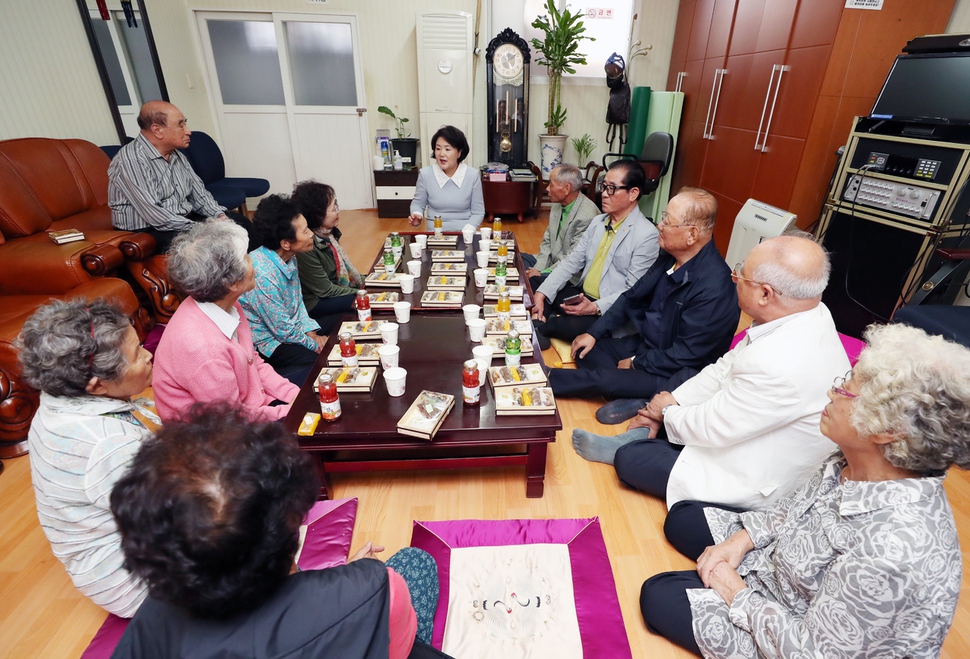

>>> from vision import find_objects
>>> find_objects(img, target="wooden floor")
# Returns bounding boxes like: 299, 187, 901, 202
3, 207, 970, 657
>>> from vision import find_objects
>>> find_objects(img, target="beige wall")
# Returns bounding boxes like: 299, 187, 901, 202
948, 0, 970, 31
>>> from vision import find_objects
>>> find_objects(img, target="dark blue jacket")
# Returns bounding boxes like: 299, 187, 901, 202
588, 239, 739, 378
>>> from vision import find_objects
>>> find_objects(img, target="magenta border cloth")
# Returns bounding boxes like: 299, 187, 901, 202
80, 615, 129, 659
411, 517, 632, 658
297, 497, 359, 570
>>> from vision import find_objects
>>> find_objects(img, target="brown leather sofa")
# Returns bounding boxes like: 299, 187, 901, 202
0, 137, 177, 457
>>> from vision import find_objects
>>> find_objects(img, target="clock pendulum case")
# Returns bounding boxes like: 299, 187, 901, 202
486, 28, 531, 166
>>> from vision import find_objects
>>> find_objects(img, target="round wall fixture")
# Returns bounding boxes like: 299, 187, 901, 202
438, 58, 453, 74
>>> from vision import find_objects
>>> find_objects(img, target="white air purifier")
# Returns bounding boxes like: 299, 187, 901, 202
725, 199, 797, 267
417, 12, 474, 162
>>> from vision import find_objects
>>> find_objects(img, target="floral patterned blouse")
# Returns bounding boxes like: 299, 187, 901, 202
689, 452, 962, 659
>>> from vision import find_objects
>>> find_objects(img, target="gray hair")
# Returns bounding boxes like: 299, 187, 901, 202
168, 221, 250, 302
551, 164, 584, 192
17, 299, 131, 397
676, 186, 717, 232
751, 234, 830, 300
851, 323, 970, 474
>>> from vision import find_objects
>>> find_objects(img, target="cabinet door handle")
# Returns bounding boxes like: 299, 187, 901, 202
754, 65, 780, 150
704, 69, 726, 140
760, 65, 788, 152
675, 71, 686, 92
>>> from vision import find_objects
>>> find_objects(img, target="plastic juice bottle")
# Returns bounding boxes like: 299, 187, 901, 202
434, 215, 444, 239
356, 290, 372, 322
318, 373, 341, 421
505, 329, 521, 366
493, 217, 502, 238
497, 240, 508, 258
383, 248, 396, 274
495, 255, 508, 288
461, 359, 481, 405
497, 291, 511, 324
339, 332, 358, 368
390, 231, 403, 257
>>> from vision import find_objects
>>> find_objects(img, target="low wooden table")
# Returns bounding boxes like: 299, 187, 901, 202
284, 315, 561, 499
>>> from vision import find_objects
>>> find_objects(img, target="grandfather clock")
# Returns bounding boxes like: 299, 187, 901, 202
486, 28, 531, 166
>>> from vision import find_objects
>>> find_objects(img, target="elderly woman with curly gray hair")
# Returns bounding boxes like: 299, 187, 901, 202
640, 322, 970, 658
19, 298, 154, 617
152, 221, 299, 423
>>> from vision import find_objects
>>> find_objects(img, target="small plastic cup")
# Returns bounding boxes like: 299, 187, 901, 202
476, 251, 490, 269
479, 227, 492, 241
406, 260, 422, 276
479, 238, 491, 253
378, 344, 400, 370
380, 321, 399, 345
474, 268, 489, 287
462, 225, 476, 244
383, 367, 407, 397
398, 273, 415, 294
462, 304, 481, 324
393, 301, 411, 323
415, 234, 428, 249
472, 345, 494, 385
467, 318, 487, 342
409, 242, 422, 259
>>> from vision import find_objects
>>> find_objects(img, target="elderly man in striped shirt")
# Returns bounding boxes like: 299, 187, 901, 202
108, 101, 254, 253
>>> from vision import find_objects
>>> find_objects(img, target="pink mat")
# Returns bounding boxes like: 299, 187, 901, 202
80, 498, 358, 659
411, 517, 632, 658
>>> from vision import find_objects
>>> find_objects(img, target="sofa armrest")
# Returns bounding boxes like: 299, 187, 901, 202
81, 242, 125, 276
119, 232, 158, 261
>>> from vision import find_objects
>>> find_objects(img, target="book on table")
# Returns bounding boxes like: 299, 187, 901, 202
420, 290, 464, 308
486, 267, 519, 282
397, 390, 455, 440
483, 285, 524, 301
48, 229, 85, 244
364, 272, 403, 288
426, 276, 467, 291
430, 262, 468, 275
366, 291, 399, 309
484, 318, 533, 336
316, 366, 378, 393
494, 386, 556, 415
487, 364, 547, 388
427, 235, 459, 248
430, 249, 465, 262
326, 342, 382, 366
337, 320, 391, 341
483, 303, 528, 320
481, 335, 534, 357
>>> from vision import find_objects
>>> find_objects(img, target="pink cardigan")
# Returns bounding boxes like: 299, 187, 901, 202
153, 297, 300, 423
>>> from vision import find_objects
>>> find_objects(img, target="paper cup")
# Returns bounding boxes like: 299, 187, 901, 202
479, 238, 491, 253
476, 251, 490, 269
462, 304, 481, 324
479, 227, 492, 241
472, 345, 494, 385
378, 344, 400, 370
393, 301, 411, 323
383, 367, 407, 397
462, 226, 476, 244
409, 242, 422, 259
474, 268, 489, 287
406, 260, 422, 276
415, 234, 428, 248
380, 321, 399, 345
398, 273, 415, 294
467, 318, 487, 342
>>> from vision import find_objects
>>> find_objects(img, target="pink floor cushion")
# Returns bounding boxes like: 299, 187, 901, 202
81, 498, 359, 658
411, 517, 632, 659
730, 329, 865, 365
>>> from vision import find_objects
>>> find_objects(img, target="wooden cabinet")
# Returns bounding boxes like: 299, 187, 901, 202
374, 169, 419, 218
667, 0, 957, 254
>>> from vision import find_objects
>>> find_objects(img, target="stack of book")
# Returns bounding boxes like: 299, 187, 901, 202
495, 386, 556, 415
430, 262, 468, 275
364, 272, 403, 288
483, 285, 524, 301
487, 363, 547, 388
326, 343, 382, 366
316, 366, 378, 393
481, 335, 534, 358
397, 390, 455, 440
484, 318, 533, 336
486, 267, 519, 282
426, 276, 466, 291
431, 249, 465, 262
337, 320, 390, 341
420, 290, 464, 308
366, 291, 399, 309
509, 168, 537, 182
483, 303, 528, 320
427, 235, 458, 248
48, 229, 85, 244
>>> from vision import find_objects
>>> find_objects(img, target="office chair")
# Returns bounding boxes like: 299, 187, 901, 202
180, 131, 270, 212
583, 131, 674, 207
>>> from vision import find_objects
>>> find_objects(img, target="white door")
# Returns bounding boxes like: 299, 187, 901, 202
196, 12, 373, 209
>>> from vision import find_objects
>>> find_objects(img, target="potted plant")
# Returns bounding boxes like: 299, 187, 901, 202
531, 0, 592, 179
571, 133, 597, 166
378, 105, 420, 168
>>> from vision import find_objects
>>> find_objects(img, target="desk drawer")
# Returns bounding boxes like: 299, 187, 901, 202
376, 186, 416, 200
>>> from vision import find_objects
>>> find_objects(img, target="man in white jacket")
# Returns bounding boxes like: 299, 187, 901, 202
572, 234, 849, 513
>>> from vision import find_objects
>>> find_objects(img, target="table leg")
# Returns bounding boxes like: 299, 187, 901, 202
517, 212, 524, 223
525, 442, 548, 498
313, 454, 334, 501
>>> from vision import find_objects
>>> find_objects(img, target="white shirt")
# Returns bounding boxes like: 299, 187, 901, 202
197, 300, 241, 341
432, 161, 468, 189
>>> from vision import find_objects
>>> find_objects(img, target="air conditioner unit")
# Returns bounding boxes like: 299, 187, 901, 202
725, 199, 797, 267
417, 12, 474, 163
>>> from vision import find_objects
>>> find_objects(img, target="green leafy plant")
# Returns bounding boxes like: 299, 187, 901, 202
378, 105, 410, 139
530, 0, 593, 136
571, 133, 597, 164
